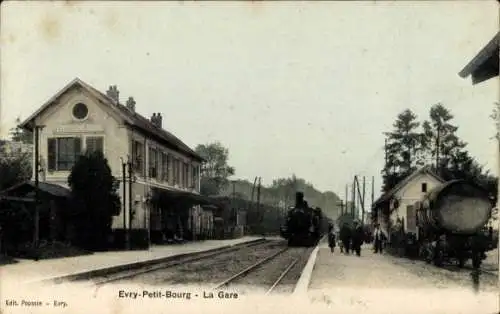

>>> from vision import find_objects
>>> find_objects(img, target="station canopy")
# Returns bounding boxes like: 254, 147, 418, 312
149, 187, 220, 208
459, 31, 499, 84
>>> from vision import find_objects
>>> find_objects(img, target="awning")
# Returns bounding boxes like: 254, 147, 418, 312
459, 32, 499, 84
0, 195, 35, 203
0, 181, 71, 198
150, 187, 220, 207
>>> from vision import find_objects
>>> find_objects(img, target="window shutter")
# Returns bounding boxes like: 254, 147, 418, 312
96, 137, 103, 152
47, 138, 56, 171
74, 137, 82, 157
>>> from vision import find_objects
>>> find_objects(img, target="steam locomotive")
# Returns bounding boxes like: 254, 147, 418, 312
414, 180, 493, 269
280, 192, 325, 247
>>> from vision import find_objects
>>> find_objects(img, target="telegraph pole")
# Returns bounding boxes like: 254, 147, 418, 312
127, 158, 133, 248
33, 125, 44, 250
355, 175, 365, 222
352, 176, 356, 218
345, 184, 348, 214
371, 176, 375, 223
371, 176, 375, 206
256, 177, 262, 235
121, 158, 128, 249
362, 176, 366, 225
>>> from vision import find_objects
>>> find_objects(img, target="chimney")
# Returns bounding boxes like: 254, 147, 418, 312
126, 97, 136, 112
295, 192, 304, 208
151, 113, 158, 127
156, 113, 162, 128
106, 85, 119, 103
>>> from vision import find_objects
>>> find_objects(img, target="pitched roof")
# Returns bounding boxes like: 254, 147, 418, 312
0, 181, 71, 198
459, 31, 499, 84
19, 78, 204, 162
372, 165, 444, 208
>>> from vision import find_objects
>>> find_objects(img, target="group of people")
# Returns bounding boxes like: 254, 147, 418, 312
327, 222, 386, 256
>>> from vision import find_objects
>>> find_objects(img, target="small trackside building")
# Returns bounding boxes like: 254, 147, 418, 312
371, 166, 445, 238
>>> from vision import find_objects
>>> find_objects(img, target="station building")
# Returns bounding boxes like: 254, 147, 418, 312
18, 78, 218, 247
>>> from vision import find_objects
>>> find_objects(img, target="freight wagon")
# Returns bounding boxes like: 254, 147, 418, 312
414, 180, 493, 269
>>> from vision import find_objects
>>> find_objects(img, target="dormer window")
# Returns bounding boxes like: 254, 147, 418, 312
421, 183, 427, 193
72, 103, 89, 120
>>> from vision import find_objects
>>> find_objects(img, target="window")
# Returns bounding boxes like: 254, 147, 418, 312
149, 147, 158, 179
191, 165, 197, 188
86, 136, 103, 154
173, 158, 178, 185
184, 162, 189, 188
176, 159, 182, 185
161, 152, 168, 182
132, 141, 143, 174
421, 183, 427, 193
47, 137, 82, 171
72, 103, 89, 120
179, 162, 183, 187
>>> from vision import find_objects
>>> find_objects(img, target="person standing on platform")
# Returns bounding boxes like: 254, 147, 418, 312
340, 222, 351, 254
328, 223, 336, 253
373, 223, 385, 254
351, 220, 364, 256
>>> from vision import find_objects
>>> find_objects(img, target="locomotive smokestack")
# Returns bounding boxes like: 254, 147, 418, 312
295, 192, 304, 208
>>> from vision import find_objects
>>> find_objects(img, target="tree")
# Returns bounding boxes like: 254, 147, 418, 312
421, 103, 468, 178
381, 103, 498, 205
67, 151, 120, 250
194, 142, 235, 196
9, 117, 33, 144
0, 143, 32, 191
381, 109, 422, 192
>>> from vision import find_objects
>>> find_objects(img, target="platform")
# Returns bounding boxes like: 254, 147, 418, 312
0, 236, 263, 285
299, 239, 498, 313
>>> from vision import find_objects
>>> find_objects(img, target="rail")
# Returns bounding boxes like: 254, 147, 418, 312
212, 247, 289, 290
265, 258, 299, 294
91, 239, 272, 286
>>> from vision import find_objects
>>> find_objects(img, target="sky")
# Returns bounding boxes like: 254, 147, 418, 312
1, 1, 498, 203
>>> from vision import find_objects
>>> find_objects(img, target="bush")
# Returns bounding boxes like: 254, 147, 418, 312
68, 151, 121, 251
12, 240, 91, 260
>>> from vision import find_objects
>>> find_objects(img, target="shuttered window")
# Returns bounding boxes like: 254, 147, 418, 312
47, 139, 56, 171
47, 137, 82, 172
149, 147, 158, 179
191, 165, 196, 189
132, 141, 143, 174
184, 163, 189, 188
85, 136, 103, 154
161, 152, 168, 182
175, 159, 182, 185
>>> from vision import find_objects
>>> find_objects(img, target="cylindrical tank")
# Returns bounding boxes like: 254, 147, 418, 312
337, 212, 355, 229
416, 180, 492, 234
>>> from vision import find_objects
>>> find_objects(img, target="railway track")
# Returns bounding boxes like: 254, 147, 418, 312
84, 239, 287, 286
212, 247, 313, 294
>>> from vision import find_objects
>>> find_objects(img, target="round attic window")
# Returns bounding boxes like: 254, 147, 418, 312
72, 103, 88, 120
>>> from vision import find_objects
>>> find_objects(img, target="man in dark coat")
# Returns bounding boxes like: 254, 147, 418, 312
339, 223, 351, 254
328, 223, 336, 253
373, 223, 385, 254
351, 220, 364, 256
